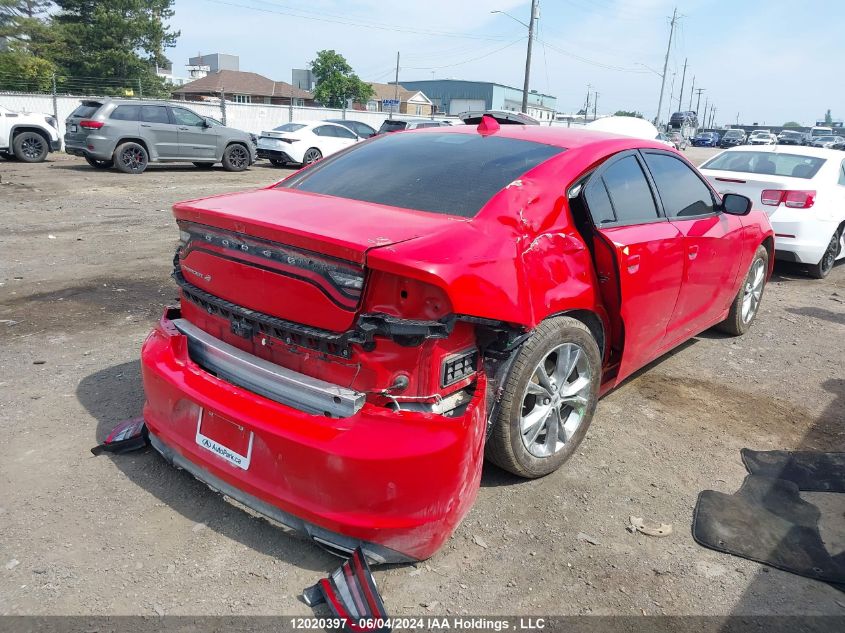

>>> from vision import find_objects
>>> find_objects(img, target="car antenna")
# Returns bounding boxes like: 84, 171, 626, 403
477, 114, 500, 136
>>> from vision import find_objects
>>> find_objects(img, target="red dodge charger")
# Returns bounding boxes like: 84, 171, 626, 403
141, 118, 774, 563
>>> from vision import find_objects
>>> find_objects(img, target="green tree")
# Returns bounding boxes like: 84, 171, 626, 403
782, 121, 801, 128
0, 1, 56, 90
614, 110, 643, 118
824, 109, 833, 125
310, 50, 374, 108
50, 0, 179, 96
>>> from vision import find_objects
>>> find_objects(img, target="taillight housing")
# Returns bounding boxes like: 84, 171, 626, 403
79, 119, 104, 129
761, 189, 815, 209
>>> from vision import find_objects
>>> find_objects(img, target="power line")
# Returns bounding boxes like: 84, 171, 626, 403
537, 38, 651, 73
403, 38, 526, 71
203, 0, 517, 42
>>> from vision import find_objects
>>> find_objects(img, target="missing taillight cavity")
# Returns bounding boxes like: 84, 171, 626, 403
761, 189, 815, 209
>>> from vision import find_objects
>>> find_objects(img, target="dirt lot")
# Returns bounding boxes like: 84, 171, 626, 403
1, 148, 843, 618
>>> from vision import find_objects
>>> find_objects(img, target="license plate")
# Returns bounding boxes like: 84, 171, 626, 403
258, 138, 280, 149
195, 409, 253, 470
70, 124, 77, 132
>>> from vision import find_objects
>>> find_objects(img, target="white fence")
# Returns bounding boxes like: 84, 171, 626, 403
0, 91, 431, 139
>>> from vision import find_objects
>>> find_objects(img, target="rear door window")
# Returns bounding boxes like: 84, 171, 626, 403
600, 155, 660, 225
313, 125, 335, 137
642, 152, 715, 218
110, 105, 140, 121
332, 126, 357, 139
140, 106, 170, 124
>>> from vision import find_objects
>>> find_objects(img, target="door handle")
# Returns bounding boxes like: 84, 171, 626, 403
626, 253, 640, 274
688, 244, 699, 260
140, 124, 151, 127
179, 126, 189, 131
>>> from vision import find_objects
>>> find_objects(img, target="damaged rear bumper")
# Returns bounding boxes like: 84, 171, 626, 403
141, 309, 487, 562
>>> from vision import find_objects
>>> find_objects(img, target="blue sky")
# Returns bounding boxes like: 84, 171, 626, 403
169, 0, 842, 126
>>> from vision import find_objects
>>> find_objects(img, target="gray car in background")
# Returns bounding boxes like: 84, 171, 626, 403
64, 99, 256, 174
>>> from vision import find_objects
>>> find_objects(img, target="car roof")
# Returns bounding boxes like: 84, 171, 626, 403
710, 145, 842, 159
401, 123, 672, 152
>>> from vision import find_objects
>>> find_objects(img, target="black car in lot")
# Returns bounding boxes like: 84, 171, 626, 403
776, 130, 804, 145
719, 129, 746, 148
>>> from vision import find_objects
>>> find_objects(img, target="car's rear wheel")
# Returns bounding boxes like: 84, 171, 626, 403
85, 156, 114, 169
807, 228, 842, 279
717, 245, 768, 335
222, 144, 249, 172
269, 158, 286, 167
486, 316, 601, 478
13, 131, 48, 162
114, 142, 149, 174
302, 148, 322, 165
193, 161, 215, 169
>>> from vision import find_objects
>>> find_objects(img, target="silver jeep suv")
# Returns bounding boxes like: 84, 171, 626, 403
64, 99, 256, 174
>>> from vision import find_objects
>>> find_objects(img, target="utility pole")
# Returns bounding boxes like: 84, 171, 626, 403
522, 0, 539, 114
695, 88, 705, 116
688, 75, 695, 110
666, 72, 676, 123
677, 58, 687, 111
593, 92, 599, 121
702, 97, 709, 129
710, 107, 717, 128
736, 112, 740, 126
584, 84, 591, 121
654, 7, 678, 128
389, 51, 399, 121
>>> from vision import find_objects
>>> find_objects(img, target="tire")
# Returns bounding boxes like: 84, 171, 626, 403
302, 147, 322, 165
806, 228, 842, 279
85, 155, 114, 169
486, 316, 602, 478
269, 158, 287, 167
221, 143, 249, 172
113, 142, 149, 174
193, 161, 215, 169
13, 131, 48, 163
717, 245, 768, 336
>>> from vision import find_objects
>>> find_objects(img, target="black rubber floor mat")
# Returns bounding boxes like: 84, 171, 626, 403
742, 449, 845, 492
693, 475, 845, 587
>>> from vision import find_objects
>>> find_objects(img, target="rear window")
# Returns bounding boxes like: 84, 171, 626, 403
70, 103, 100, 118
378, 120, 407, 133
281, 132, 563, 217
724, 130, 743, 138
701, 151, 826, 179
273, 123, 305, 133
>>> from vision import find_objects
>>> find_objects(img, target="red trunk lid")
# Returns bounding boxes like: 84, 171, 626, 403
174, 187, 463, 332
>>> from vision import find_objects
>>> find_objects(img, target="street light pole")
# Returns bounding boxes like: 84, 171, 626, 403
492, 0, 539, 115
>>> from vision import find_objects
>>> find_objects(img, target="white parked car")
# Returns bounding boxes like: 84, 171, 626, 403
748, 130, 776, 145
700, 146, 845, 278
0, 105, 61, 162
256, 121, 360, 166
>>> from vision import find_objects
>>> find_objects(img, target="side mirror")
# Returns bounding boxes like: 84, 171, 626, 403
202, 119, 211, 128
721, 193, 752, 216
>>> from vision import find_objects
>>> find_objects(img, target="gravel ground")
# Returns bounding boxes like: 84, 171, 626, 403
0, 149, 843, 618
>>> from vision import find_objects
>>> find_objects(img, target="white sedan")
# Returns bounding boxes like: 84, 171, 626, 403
748, 131, 777, 145
700, 146, 845, 278
256, 121, 360, 166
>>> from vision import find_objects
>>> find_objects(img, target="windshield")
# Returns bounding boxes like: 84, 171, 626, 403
724, 130, 743, 138
816, 136, 836, 142
811, 129, 832, 136
702, 151, 826, 179
780, 131, 801, 138
281, 132, 564, 217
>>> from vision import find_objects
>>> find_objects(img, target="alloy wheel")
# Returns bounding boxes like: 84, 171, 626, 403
819, 232, 839, 277
21, 136, 44, 160
304, 149, 321, 164
121, 147, 146, 171
520, 343, 593, 458
229, 146, 247, 169
741, 258, 766, 323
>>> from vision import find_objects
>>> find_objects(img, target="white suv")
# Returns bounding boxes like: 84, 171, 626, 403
0, 105, 61, 162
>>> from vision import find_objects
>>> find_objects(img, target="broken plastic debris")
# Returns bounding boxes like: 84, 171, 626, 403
91, 416, 149, 455
302, 547, 390, 633
472, 534, 488, 549
628, 516, 673, 537
576, 532, 601, 545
